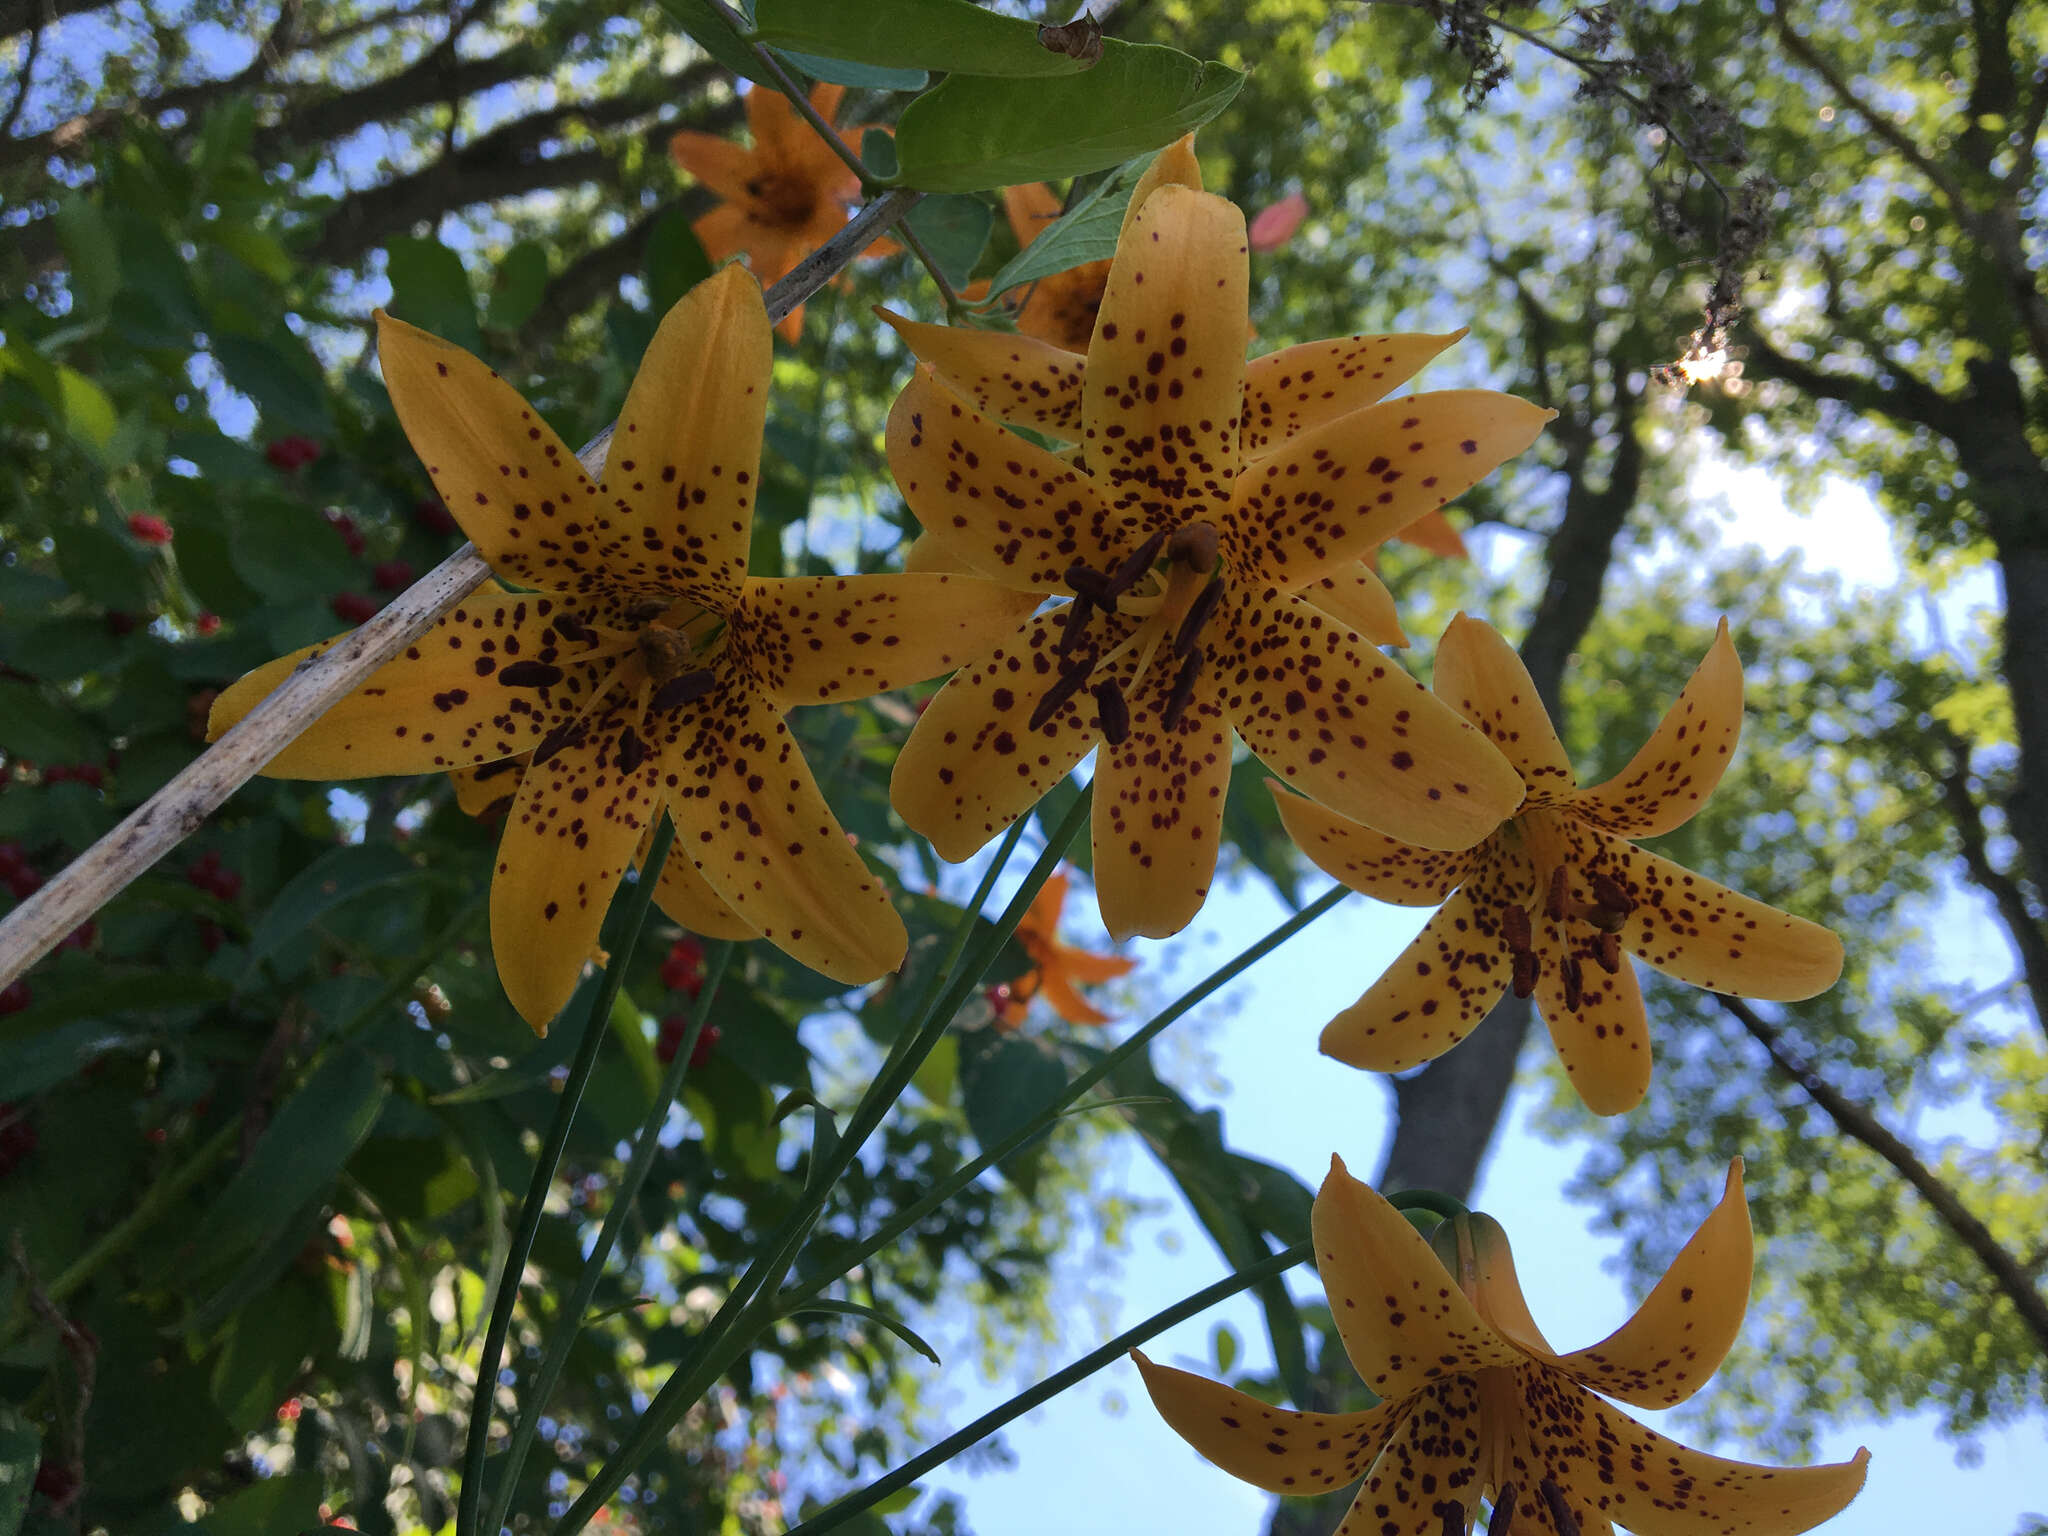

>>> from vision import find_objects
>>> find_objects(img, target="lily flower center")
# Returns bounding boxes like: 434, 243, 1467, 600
1495, 809, 1638, 1004
527, 602, 724, 768
746, 172, 816, 227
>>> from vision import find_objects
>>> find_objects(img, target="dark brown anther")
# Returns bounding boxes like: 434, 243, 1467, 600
1587, 904, 1628, 934
1560, 955, 1585, 1011
471, 755, 522, 783
615, 726, 648, 775
1173, 575, 1226, 658
499, 660, 565, 688
1105, 528, 1168, 594
551, 613, 594, 646
1511, 948, 1539, 998
1438, 1501, 1466, 1536
1166, 521, 1220, 572
1588, 869, 1636, 916
1595, 931, 1622, 975
1500, 902, 1533, 953
1064, 563, 1115, 602
627, 599, 671, 623
1538, 1479, 1581, 1536
1545, 864, 1571, 922
1092, 680, 1130, 745
1029, 658, 1096, 731
1057, 594, 1097, 656
637, 625, 693, 684
1160, 650, 1202, 730
1486, 1484, 1517, 1536
650, 668, 718, 712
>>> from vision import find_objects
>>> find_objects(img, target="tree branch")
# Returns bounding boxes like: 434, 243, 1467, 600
1721, 994, 2048, 1358
1738, 324, 1965, 440
0, 0, 103, 41
514, 191, 715, 350
1935, 728, 2048, 1034
1, 17, 42, 138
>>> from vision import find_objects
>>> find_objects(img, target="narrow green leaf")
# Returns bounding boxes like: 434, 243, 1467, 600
904, 194, 994, 286
0, 1404, 40, 1536
654, 0, 770, 82
772, 47, 927, 91
895, 50, 1245, 192
243, 843, 422, 968
753, 0, 1094, 78
977, 154, 1152, 301
52, 197, 120, 314
785, 1298, 941, 1364
386, 235, 482, 351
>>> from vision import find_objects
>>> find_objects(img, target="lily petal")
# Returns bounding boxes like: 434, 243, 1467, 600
1217, 589, 1525, 851
1523, 1371, 1869, 1536
1301, 561, 1408, 647
1399, 509, 1470, 561
601, 264, 772, 609
1318, 852, 1525, 1073
675, 686, 905, 984
1572, 618, 1742, 838
635, 825, 759, 942
668, 130, 761, 205
1003, 181, 1066, 246
1545, 1159, 1752, 1409
745, 80, 827, 166
491, 701, 668, 1031
451, 755, 525, 818
1595, 834, 1846, 1001
1091, 663, 1233, 941
1535, 908, 1653, 1116
887, 367, 1127, 590
1239, 330, 1467, 457
692, 201, 760, 265
1498, 1368, 1619, 1536
731, 573, 1039, 706
891, 610, 1110, 862
1433, 612, 1575, 800
1223, 390, 1552, 592
878, 310, 1084, 436
1117, 132, 1205, 239
1081, 185, 1247, 522
1050, 945, 1137, 985
208, 591, 625, 778
1338, 1375, 1489, 1536
1015, 265, 1113, 354
1131, 1350, 1407, 1497
1269, 783, 1476, 907
1314, 1155, 1519, 1399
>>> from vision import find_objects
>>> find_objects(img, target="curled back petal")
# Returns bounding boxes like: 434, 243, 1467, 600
1301, 561, 1408, 647
878, 310, 1085, 437
634, 824, 759, 942
887, 368, 1126, 590
1545, 1159, 1752, 1410
1239, 330, 1467, 457
1398, 509, 1470, 560
1432, 612, 1575, 801
1116, 132, 1205, 239
451, 755, 526, 818
1132, 1350, 1408, 1497
1571, 617, 1742, 838
208, 591, 625, 779
1337, 1375, 1489, 1536
730, 573, 1039, 706
1081, 185, 1247, 524
1593, 835, 1846, 1001
1223, 389, 1552, 593
1313, 1155, 1519, 1400
1216, 588, 1525, 852
1269, 784, 1477, 907
672, 686, 905, 985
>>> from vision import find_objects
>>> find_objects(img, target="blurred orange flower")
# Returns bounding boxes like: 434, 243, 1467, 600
996, 868, 1135, 1028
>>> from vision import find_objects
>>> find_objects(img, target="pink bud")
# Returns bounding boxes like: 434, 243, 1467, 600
1248, 190, 1310, 252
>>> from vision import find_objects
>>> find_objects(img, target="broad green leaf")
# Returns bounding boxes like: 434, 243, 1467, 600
53, 520, 150, 609
244, 844, 423, 968
654, 0, 769, 83
772, 47, 928, 91
56, 367, 116, 453
0, 1404, 39, 1536
753, 0, 1095, 78
205, 1473, 324, 1536
904, 194, 994, 287
52, 197, 119, 314
958, 1029, 1066, 1186
895, 50, 1245, 192
860, 127, 899, 181
227, 496, 358, 602
211, 334, 331, 435
485, 239, 552, 332
977, 154, 1153, 302
647, 209, 714, 318
210, 220, 296, 285
0, 680, 100, 763
386, 235, 482, 351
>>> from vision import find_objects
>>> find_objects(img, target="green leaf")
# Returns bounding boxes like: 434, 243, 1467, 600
211, 334, 331, 435
860, 127, 899, 181
978, 154, 1152, 301
771, 47, 928, 91
0, 1404, 39, 1536
654, 0, 770, 83
387, 235, 482, 351
958, 1029, 1067, 1186
646, 208, 714, 318
53, 197, 120, 315
895, 50, 1244, 192
55, 367, 116, 453
203, 1473, 324, 1536
904, 194, 994, 287
485, 240, 552, 332
784, 1298, 941, 1363
54, 520, 150, 609
243, 844, 423, 969
227, 496, 358, 603
753, 0, 1097, 78
1211, 1321, 1240, 1375
0, 680, 99, 762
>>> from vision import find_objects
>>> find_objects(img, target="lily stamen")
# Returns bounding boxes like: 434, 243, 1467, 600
1560, 954, 1586, 1011
1512, 948, 1539, 999
1488, 1484, 1517, 1535
1104, 527, 1168, 595
1438, 1502, 1465, 1536
1165, 521, 1219, 572
1538, 1478, 1582, 1536
1030, 653, 1099, 731
1057, 595, 1097, 657
1064, 563, 1116, 603
1594, 931, 1622, 975
649, 668, 718, 712
1160, 650, 1202, 730
1173, 574, 1225, 658
1093, 679, 1131, 744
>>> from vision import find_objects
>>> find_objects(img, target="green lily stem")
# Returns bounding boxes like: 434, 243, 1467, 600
783, 882, 1353, 1312
456, 816, 678, 1536
479, 940, 735, 1536
39, 1118, 236, 1314
784, 1239, 1317, 1536
552, 794, 1092, 1535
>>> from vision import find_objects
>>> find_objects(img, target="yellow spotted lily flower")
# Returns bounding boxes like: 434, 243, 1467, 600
1136, 1156, 1869, 1536
211, 267, 1032, 1031
1273, 613, 1844, 1114
996, 867, 1135, 1028
883, 182, 1543, 940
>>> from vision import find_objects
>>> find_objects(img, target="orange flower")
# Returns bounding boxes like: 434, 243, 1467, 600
994, 181, 1113, 351
670, 82, 890, 342
996, 868, 1136, 1028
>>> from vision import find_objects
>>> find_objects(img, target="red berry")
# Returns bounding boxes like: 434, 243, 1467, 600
688, 1022, 721, 1069
105, 610, 139, 635
324, 509, 367, 558
330, 592, 379, 624
266, 436, 322, 471
211, 868, 243, 901
32, 1457, 75, 1503
660, 936, 706, 993
199, 921, 227, 954
413, 496, 460, 536
276, 1398, 303, 1422
195, 611, 221, 636
127, 512, 174, 545
145, 1126, 167, 1145
0, 983, 27, 1016
653, 1013, 689, 1065
372, 559, 415, 591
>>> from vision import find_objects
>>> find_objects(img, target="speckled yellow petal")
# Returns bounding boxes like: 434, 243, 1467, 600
1269, 783, 1475, 907
451, 754, 528, 818
1433, 612, 1575, 801
1318, 852, 1527, 1074
887, 367, 1129, 590
669, 130, 760, 205
1521, 1370, 1869, 1536
879, 310, 1085, 436
1216, 590, 1524, 852
1223, 390, 1552, 592
891, 609, 1110, 862
1454, 1210, 1558, 1359
632, 824, 759, 941
597, 264, 772, 609
1334, 1375, 1488, 1535
672, 686, 904, 984
1496, 1371, 1618, 1536
730, 573, 1039, 706
209, 591, 627, 779
1080, 185, 1246, 521
1540, 1159, 1751, 1409
1571, 617, 1742, 838
1301, 561, 1408, 647
1239, 331, 1466, 457
1131, 1350, 1406, 1496
1116, 132, 1205, 239
1534, 907, 1653, 1117
1313, 1154, 1519, 1399
1091, 664, 1233, 942
491, 701, 669, 1031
